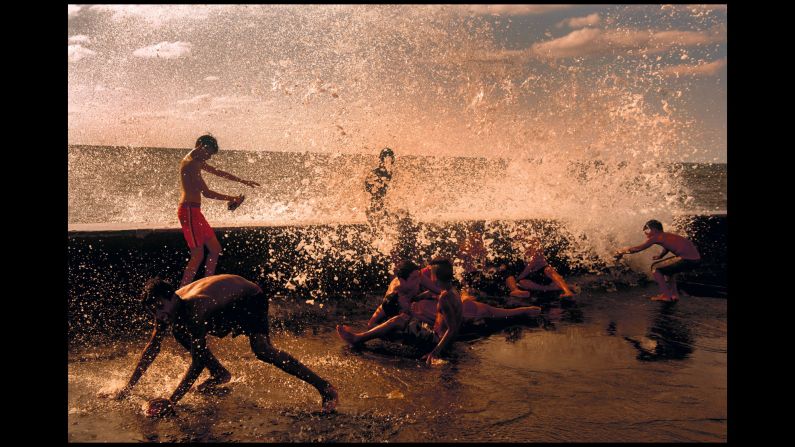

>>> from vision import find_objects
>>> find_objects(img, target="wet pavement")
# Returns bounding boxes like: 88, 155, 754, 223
68, 284, 726, 442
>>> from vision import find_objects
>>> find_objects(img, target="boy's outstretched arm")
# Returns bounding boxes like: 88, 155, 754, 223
423, 292, 462, 366
615, 239, 654, 259
202, 163, 260, 187
114, 322, 167, 399
199, 176, 242, 202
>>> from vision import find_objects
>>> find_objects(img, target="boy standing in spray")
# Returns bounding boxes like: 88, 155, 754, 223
615, 219, 701, 302
178, 134, 260, 286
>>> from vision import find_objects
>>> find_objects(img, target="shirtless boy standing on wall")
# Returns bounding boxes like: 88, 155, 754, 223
178, 134, 260, 286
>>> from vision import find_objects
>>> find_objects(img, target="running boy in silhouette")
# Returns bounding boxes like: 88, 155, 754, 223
106, 274, 338, 417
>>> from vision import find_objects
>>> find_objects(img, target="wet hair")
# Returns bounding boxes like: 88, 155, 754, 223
395, 260, 420, 279
644, 219, 663, 232
429, 257, 454, 284
196, 134, 219, 154
141, 277, 176, 311
379, 147, 395, 162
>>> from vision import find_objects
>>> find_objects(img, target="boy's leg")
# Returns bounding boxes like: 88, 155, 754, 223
544, 266, 575, 297
173, 328, 231, 391
204, 236, 222, 277
466, 300, 541, 319
670, 274, 680, 301
337, 314, 410, 346
181, 246, 205, 286
506, 276, 530, 298
651, 269, 673, 300
249, 333, 338, 413
517, 278, 557, 292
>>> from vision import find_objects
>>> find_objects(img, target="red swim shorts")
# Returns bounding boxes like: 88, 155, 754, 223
177, 202, 216, 249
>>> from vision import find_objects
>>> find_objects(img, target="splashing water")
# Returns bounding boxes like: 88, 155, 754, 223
69, 5, 726, 270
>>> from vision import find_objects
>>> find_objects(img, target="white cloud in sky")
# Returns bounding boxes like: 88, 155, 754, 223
532, 27, 725, 59
463, 5, 575, 16
177, 94, 213, 106
660, 58, 726, 77
177, 94, 258, 110
69, 35, 91, 44
68, 5, 82, 17
69, 44, 96, 63
204, 76, 220, 82
661, 4, 727, 14
532, 28, 602, 58
133, 42, 192, 59
556, 13, 600, 29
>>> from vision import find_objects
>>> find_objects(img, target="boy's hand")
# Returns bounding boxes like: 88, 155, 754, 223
146, 398, 176, 418
98, 387, 128, 400
613, 250, 625, 260
422, 353, 447, 367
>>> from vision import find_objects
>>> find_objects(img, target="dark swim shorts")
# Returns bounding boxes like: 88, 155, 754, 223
205, 293, 270, 338
380, 292, 402, 319
652, 257, 701, 276
404, 318, 438, 345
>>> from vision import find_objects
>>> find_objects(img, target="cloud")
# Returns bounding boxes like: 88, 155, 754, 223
532, 27, 725, 59
660, 4, 727, 14
177, 94, 258, 110
133, 42, 192, 59
204, 76, 220, 82
69, 35, 91, 44
177, 94, 213, 106
68, 5, 82, 17
462, 5, 576, 16
556, 13, 600, 29
660, 58, 726, 77
532, 28, 603, 59
68, 44, 97, 63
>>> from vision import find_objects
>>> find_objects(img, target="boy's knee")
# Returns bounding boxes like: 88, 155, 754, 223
254, 346, 279, 363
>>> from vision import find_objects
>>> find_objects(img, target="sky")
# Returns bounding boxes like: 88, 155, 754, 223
68, 4, 727, 162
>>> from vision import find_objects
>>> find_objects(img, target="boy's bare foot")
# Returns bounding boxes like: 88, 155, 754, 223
650, 294, 674, 302
509, 290, 530, 298
336, 325, 360, 346
197, 370, 232, 393
321, 385, 339, 414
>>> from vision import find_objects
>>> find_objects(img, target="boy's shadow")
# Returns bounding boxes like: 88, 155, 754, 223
624, 302, 694, 361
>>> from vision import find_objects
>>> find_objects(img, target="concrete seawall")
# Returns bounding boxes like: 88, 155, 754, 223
67, 215, 726, 344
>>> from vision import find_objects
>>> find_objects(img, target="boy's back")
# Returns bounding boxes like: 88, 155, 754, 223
655, 232, 700, 260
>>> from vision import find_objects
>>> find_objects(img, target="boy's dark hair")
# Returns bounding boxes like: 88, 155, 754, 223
644, 220, 663, 231
429, 257, 454, 284
196, 134, 219, 153
379, 147, 395, 162
141, 277, 176, 309
395, 260, 420, 279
